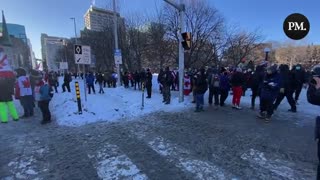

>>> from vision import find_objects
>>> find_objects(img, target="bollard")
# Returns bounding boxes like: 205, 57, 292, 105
75, 82, 82, 114
141, 82, 145, 109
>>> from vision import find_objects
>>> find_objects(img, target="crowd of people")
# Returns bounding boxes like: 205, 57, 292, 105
0, 58, 316, 125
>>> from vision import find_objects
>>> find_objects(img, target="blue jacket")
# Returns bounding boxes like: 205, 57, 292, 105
86, 74, 95, 85
39, 84, 52, 101
219, 74, 230, 91
260, 73, 280, 100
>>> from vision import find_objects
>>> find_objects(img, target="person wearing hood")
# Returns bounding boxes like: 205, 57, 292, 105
230, 67, 245, 109
258, 65, 280, 122
273, 64, 297, 112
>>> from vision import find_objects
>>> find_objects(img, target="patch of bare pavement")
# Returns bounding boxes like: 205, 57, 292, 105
0, 105, 317, 180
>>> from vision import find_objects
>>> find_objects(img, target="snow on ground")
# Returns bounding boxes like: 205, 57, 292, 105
27, 73, 319, 127
88, 144, 147, 180
51, 75, 191, 126
131, 130, 237, 180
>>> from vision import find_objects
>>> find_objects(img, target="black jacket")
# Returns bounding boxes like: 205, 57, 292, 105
231, 72, 245, 87
0, 77, 15, 102
96, 74, 104, 84
145, 72, 152, 86
64, 73, 72, 83
195, 74, 208, 94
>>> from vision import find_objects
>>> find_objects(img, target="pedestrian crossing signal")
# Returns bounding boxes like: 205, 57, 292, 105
181, 32, 191, 50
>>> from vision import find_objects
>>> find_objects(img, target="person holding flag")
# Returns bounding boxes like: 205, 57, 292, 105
0, 46, 19, 123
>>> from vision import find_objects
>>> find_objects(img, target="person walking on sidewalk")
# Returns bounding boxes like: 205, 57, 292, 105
230, 67, 245, 110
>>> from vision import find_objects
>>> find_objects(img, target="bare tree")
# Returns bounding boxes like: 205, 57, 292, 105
163, 0, 225, 68
224, 26, 264, 66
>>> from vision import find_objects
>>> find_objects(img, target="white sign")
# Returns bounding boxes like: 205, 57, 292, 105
114, 49, 122, 64
75, 45, 91, 64
59, 62, 68, 70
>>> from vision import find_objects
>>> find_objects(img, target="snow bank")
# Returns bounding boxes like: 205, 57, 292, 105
49, 74, 318, 127
51, 75, 191, 127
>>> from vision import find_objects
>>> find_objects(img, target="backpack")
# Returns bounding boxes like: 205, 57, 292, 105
307, 84, 320, 105
211, 74, 220, 88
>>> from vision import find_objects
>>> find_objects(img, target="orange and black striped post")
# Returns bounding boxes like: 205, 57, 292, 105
75, 82, 82, 114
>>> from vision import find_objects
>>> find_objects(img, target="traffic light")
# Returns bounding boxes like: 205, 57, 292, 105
181, 32, 191, 50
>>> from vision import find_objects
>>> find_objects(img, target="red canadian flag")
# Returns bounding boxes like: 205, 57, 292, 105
0, 46, 15, 78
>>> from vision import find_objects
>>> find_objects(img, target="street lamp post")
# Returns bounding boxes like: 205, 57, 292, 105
163, 0, 185, 103
264, 47, 271, 61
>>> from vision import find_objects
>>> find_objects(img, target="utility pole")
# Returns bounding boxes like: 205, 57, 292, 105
163, 0, 185, 102
113, 0, 121, 87
71, 17, 87, 101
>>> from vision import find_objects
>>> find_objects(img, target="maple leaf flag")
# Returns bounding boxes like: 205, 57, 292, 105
0, 46, 14, 78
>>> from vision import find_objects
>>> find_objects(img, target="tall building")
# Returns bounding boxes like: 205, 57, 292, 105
84, 5, 125, 32
41, 33, 67, 71
0, 23, 27, 44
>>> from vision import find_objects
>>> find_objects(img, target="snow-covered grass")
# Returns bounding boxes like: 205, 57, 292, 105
46, 74, 319, 127
51, 75, 192, 127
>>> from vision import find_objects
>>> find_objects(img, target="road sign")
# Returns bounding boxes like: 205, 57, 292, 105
59, 62, 68, 70
114, 49, 122, 64
74, 45, 91, 64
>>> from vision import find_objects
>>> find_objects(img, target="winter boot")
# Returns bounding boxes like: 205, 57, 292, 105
257, 111, 267, 119
288, 109, 297, 113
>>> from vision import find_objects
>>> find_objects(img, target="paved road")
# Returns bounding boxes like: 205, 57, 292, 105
0, 105, 317, 180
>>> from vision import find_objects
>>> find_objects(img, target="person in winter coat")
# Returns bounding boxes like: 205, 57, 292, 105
145, 69, 153, 98
128, 72, 134, 87
230, 67, 245, 109
219, 69, 230, 107
250, 65, 266, 109
15, 68, 34, 118
134, 71, 141, 90
158, 69, 164, 94
48, 71, 59, 93
95, 72, 105, 94
34, 79, 53, 124
194, 68, 208, 112
62, 72, 72, 92
207, 68, 220, 107
273, 64, 297, 112
86, 72, 96, 94
306, 65, 320, 180
161, 67, 173, 104
293, 64, 307, 104
0, 50, 19, 123
123, 72, 129, 88
258, 65, 280, 122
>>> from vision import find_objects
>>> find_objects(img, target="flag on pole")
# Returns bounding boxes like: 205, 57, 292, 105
0, 11, 12, 46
